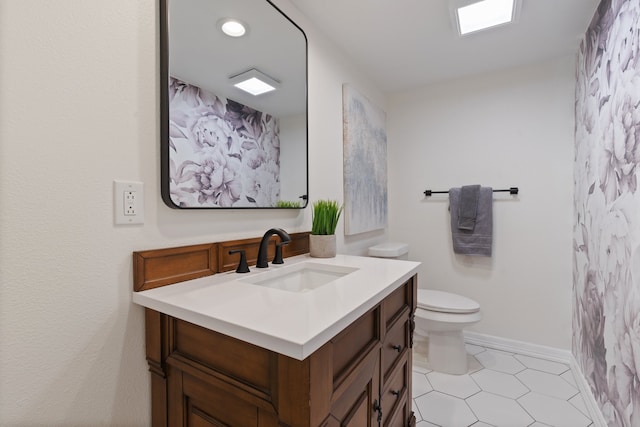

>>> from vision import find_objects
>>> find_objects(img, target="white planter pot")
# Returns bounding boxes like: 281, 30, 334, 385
309, 234, 336, 258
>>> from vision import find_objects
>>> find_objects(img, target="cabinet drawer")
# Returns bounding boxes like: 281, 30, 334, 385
381, 318, 408, 381
383, 279, 412, 330
173, 319, 274, 393
384, 398, 410, 427
331, 306, 380, 386
381, 358, 409, 427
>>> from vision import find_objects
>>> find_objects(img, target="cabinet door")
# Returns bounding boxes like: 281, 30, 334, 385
171, 371, 279, 427
327, 349, 380, 426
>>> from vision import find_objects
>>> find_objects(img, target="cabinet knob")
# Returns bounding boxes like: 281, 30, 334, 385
392, 344, 402, 352
391, 389, 400, 397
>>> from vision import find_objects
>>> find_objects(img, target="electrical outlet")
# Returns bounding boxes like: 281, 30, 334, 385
124, 190, 137, 215
114, 180, 144, 225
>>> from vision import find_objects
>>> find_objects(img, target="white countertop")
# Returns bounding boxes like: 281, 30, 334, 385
132, 254, 420, 360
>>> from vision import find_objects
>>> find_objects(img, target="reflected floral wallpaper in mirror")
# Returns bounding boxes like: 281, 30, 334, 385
574, 0, 640, 425
167, 77, 281, 207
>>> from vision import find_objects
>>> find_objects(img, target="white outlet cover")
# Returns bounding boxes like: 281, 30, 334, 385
114, 180, 144, 225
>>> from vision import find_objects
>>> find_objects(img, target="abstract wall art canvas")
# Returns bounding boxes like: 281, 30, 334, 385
342, 84, 388, 235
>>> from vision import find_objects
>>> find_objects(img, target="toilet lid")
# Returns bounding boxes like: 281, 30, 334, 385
418, 289, 480, 314
368, 242, 409, 258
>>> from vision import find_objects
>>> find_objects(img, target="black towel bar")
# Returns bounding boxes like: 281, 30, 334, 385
423, 187, 519, 197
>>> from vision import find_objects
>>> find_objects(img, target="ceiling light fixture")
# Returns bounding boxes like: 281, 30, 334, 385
454, 0, 517, 35
229, 69, 280, 96
219, 18, 247, 37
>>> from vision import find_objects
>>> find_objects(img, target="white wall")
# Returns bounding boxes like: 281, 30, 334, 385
289, 1, 390, 256
279, 113, 307, 203
388, 57, 576, 349
0, 0, 386, 425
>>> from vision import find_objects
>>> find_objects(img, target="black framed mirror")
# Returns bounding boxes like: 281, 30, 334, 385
160, 0, 308, 209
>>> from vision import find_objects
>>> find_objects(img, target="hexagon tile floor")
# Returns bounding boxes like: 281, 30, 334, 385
412, 344, 594, 427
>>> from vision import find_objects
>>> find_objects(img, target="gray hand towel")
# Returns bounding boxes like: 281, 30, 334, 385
458, 185, 481, 230
449, 187, 493, 256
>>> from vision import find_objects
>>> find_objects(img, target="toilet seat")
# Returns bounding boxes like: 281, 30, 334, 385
418, 289, 480, 314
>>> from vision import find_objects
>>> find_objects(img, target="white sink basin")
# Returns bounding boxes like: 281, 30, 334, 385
240, 262, 359, 293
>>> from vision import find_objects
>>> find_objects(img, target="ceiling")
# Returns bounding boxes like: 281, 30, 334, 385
288, 0, 600, 93
170, 0, 307, 117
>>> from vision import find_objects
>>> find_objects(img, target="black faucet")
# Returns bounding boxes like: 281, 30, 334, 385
256, 228, 291, 268
229, 249, 250, 273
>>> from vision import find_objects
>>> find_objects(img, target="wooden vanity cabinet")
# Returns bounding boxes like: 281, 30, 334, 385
144, 275, 417, 427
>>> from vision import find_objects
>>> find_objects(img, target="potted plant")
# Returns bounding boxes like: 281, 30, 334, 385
310, 199, 343, 258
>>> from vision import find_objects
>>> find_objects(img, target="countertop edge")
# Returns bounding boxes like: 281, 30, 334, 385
132, 254, 420, 360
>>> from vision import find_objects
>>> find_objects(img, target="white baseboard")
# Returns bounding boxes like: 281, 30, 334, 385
464, 331, 607, 426
568, 359, 607, 427
464, 331, 572, 364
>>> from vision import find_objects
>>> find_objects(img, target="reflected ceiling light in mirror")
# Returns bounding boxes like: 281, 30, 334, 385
219, 18, 248, 37
230, 69, 281, 96
454, 0, 518, 35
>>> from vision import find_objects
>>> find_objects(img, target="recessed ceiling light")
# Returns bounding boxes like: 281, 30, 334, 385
229, 69, 280, 96
219, 18, 247, 37
455, 0, 517, 35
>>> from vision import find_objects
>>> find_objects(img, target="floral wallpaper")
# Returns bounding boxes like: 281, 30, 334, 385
167, 77, 281, 207
573, 0, 640, 425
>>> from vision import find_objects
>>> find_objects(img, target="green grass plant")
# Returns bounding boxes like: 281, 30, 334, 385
311, 200, 343, 235
276, 200, 302, 208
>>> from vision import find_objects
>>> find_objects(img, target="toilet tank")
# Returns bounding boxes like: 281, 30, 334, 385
368, 242, 409, 260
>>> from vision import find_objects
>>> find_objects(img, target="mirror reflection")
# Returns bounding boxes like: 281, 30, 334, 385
160, 0, 308, 209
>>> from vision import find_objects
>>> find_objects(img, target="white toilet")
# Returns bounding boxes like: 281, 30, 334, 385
368, 242, 409, 260
415, 289, 481, 374
368, 242, 482, 375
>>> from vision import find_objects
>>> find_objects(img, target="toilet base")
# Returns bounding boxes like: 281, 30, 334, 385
412, 334, 429, 369
427, 330, 468, 375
